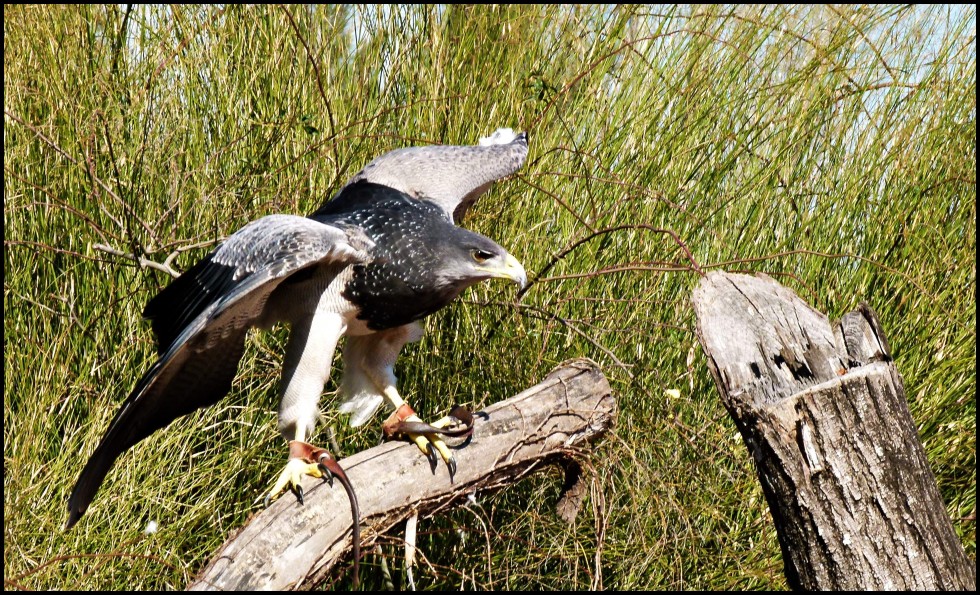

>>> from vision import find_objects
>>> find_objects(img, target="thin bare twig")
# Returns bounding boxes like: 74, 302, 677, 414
514, 173, 596, 233
281, 5, 339, 171
92, 243, 180, 277
519, 223, 704, 299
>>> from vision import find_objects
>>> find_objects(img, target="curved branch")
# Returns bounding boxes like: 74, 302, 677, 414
187, 359, 615, 591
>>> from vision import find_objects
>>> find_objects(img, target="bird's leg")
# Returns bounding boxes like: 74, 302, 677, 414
268, 309, 349, 505
382, 400, 446, 471
265, 438, 338, 505
383, 404, 476, 438
354, 324, 475, 479
264, 440, 362, 586
377, 387, 475, 480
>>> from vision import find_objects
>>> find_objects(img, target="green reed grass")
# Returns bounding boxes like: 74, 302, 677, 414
4, 5, 975, 590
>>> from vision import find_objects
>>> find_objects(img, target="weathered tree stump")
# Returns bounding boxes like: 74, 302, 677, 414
692, 271, 974, 590
187, 358, 614, 590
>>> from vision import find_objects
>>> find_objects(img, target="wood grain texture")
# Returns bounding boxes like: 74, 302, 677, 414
692, 271, 974, 590
188, 358, 614, 590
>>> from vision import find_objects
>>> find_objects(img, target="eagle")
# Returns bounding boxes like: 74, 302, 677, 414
66, 129, 529, 539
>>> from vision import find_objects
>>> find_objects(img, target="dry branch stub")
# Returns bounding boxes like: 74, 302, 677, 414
691, 271, 975, 590
187, 358, 615, 590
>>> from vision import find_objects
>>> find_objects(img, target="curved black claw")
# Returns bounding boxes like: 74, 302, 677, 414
447, 456, 457, 482
453, 432, 475, 450
425, 445, 439, 473
273, 441, 361, 586
291, 482, 305, 505
317, 458, 335, 487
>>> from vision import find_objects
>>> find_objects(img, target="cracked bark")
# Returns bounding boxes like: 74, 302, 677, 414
692, 271, 974, 590
187, 358, 615, 590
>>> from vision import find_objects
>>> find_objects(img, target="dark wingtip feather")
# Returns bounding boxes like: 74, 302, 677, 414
65, 440, 119, 529
143, 254, 235, 355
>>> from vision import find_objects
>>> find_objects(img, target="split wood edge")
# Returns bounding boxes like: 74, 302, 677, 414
692, 271, 974, 590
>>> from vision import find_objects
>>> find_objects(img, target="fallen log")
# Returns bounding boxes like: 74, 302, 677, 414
692, 271, 975, 590
188, 358, 614, 590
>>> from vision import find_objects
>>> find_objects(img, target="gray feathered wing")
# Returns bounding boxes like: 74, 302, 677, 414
315, 129, 528, 223
66, 215, 371, 527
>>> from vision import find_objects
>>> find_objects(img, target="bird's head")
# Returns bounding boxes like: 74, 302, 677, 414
437, 227, 526, 294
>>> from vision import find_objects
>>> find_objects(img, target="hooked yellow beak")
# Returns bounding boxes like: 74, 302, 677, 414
477, 252, 527, 290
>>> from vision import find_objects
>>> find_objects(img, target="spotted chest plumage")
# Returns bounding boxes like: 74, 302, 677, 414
315, 181, 470, 330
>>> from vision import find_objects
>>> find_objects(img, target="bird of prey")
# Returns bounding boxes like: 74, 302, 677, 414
66, 129, 529, 536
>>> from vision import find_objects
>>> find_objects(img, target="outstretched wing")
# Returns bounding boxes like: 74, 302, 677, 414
66, 215, 371, 527
314, 128, 528, 223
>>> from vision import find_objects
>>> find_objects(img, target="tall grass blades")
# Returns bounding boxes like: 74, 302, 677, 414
4, 5, 975, 590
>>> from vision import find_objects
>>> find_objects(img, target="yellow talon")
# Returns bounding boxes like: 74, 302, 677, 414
265, 458, 324, 505
383, 404, 462, 479
403, 420, 455, 468
424, 434, 455, 465
428, 415, 458, 429
409, 433, 432, 455
420, 415, 469, 467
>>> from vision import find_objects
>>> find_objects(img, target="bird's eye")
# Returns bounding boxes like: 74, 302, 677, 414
472, 249, 495, 263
